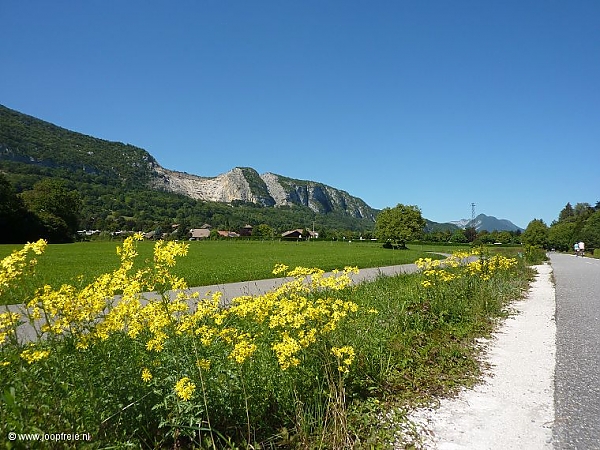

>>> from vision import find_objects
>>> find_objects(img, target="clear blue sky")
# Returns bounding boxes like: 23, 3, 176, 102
2, 1, 599, 229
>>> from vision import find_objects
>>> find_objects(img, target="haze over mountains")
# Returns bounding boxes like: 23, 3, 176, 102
0, 104, 523, 232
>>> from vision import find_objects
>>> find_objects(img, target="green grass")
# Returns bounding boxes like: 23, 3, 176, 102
0, 240, 444, 305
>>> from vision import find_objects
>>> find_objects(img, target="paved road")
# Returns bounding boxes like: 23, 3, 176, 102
550, 253, 600, 449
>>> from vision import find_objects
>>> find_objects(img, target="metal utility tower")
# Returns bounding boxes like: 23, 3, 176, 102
471, 203, 476, 221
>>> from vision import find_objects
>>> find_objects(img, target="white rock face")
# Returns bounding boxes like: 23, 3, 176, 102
153, 166, 255, 203
260, 172, 290, 206
150, 164, 375, 219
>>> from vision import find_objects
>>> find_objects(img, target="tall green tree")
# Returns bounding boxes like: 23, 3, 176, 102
374, 204, 425, 248
581, 210, 600, 251
522, 219, 549, 249
464, 226, 478, 242
20, 179, 82, 243
573, 202, 593, 217
558, 202, 574, 222
548, 221, 576, 251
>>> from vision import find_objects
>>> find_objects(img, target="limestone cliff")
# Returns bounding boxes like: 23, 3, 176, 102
151, 165, 376, 220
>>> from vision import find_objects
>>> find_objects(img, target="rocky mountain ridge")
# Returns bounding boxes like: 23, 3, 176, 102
152, 165, 376, 220
0, 104, 377, 221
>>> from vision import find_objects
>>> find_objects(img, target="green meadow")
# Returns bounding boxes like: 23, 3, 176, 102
0, 240, 463, 306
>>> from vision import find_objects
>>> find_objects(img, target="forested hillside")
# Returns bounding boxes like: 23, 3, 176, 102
0, 105, 375, 243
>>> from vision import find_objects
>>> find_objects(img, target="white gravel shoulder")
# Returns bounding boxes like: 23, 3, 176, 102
400, 263, 556, 449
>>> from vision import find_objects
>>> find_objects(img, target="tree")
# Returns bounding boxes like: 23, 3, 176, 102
0, 173, 38, 243
450, 229, 468, 243
548, 221, 576, 251
573, 202, 593, 218
253, 224, 274, 239
20, 179, 82, 243
558, 203, 574, 222
522, 219, 549, 249
464, 226, 478, 242
581, 210, 600, 251
496, 231, 513, 244
374, 204, 425, 249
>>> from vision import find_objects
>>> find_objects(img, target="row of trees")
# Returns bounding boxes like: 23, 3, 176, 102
425, 227, 522, 245
374, 204, 523, 248
522, 202, 600, 252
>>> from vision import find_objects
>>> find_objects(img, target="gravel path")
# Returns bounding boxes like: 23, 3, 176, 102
400, 263, 556, 449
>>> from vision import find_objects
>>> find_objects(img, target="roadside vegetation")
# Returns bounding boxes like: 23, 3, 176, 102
0, 236, 538, 449
0, 240, 448, 307
522, 201, 600, 255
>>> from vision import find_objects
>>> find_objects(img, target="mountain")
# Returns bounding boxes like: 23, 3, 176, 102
450, 214, 523, 232
152, 166, 376, 219
0, 104, 376, 222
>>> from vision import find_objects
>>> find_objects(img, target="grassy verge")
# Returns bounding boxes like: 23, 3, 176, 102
0, 240, 442, 306
0, 239, 535, 448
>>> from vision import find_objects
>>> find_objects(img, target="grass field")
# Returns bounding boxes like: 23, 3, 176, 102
0, 240, 461, 305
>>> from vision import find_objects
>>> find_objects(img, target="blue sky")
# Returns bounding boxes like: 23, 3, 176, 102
2, 1, 599, 229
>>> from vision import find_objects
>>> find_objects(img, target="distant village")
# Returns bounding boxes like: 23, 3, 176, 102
78, 224, 319, 241
186, 224, 319, 240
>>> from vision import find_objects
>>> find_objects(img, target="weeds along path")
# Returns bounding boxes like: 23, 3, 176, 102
7, 261, 428, 344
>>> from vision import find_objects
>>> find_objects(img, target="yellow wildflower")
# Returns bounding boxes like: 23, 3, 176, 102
174, 377, 196, 401
20, 347, 51, 364
272, 333, 301, 370
0, 311, 21, 345
0, 239, 46, 295
196, 358, 211, 371
331, 346, 355, 373
272, 263, 289, 275
229, 338, 257, 364
141, 368, 153, 382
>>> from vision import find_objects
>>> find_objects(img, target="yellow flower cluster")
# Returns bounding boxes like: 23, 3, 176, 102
23, 234, 198, 351
331, 346, 355, 373
416, 250, 517, 287
224, 265, 360, 370
19, 345, 50, 364
0, 239, 47, 297
174, 376, 196, 401
0, 311, 21, 346
4, 236, 363, 398
0, 239, 46, 354
465, 254, 518, 280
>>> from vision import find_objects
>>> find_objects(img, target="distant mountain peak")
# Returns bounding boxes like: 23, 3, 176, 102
450, 213, 523, 232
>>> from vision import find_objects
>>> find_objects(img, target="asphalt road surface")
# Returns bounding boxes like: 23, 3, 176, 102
550, 252, 600, 449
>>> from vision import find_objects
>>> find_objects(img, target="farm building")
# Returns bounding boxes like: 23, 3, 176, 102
189, 224, 212, 240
